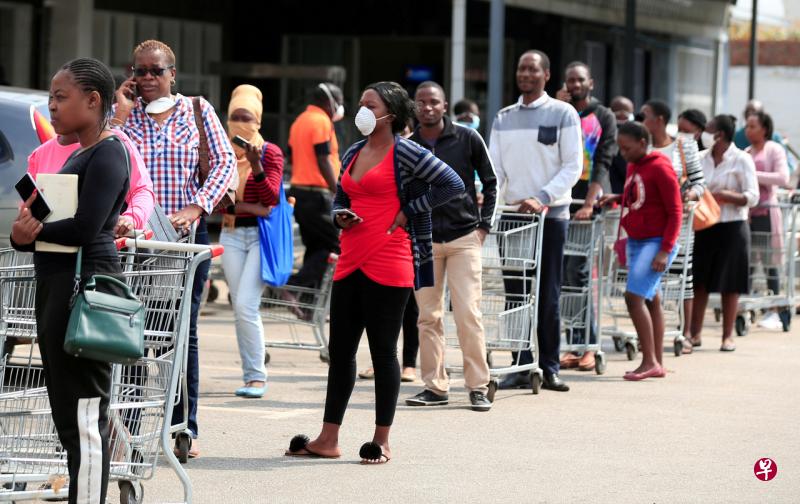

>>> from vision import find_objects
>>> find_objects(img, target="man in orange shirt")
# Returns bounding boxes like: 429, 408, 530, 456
287, 83, 344, 291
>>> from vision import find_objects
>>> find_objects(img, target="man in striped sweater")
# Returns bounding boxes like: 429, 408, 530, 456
489, 50, 583, 392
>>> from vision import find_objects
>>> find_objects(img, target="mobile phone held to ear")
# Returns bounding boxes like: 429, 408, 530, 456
232, 135, 250, 149
15, 173, 52, 222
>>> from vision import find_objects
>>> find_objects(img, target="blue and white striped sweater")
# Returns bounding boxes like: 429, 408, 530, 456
333, 136, 465, 289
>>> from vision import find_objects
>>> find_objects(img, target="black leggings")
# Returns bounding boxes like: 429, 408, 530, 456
402, 295, 419, 368
324, 269, 411, 427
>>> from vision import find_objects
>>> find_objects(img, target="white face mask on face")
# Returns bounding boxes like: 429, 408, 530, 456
700, 131, 716, 150
354, 106, 390, 136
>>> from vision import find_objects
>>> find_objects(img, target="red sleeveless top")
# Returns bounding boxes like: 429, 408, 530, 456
334, 146, 414, 287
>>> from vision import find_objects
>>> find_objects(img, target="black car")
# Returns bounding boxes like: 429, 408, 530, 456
0, 86, 53, 246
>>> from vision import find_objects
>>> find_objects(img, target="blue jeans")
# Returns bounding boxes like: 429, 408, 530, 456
220, 226, 267, 383
172, 218, 210, 438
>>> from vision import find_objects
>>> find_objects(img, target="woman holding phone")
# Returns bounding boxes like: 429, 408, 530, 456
11, 58, 130, 503
285, 81, 463, 464
220, 84, 283, 398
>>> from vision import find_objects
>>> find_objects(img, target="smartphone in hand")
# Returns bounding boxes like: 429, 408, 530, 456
333, 208, 360, 221
232, 135, 250, 149
15, 173, 52, 221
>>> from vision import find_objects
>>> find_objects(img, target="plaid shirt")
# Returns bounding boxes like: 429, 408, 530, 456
114, 94, 236, 215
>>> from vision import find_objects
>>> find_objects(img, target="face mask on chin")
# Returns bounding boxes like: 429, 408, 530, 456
145, 96, 176, 115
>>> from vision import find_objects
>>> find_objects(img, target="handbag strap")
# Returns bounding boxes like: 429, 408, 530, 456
192, 97, 211, 185
72, 136, 132, 295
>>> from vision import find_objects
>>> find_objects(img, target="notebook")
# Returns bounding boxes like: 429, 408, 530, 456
35, 174, 79, 253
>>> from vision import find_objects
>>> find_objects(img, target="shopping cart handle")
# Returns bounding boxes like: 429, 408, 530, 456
114, 230, 154, 250
210, 245, 225, 258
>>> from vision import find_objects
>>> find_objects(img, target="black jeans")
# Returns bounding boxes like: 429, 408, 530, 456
324, 270, 411, 427
36, 261, 122, 503
288, 188, 340, 288
503, 218, 568, 377
402, 295, 419, 369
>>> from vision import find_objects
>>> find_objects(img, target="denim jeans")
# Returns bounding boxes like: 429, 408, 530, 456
172, 218, 210, 438
220, 226, 268, 383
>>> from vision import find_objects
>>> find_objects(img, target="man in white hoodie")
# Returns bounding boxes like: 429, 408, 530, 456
489, 50, 583, 391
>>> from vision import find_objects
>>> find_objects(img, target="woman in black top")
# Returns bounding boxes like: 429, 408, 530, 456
11, 58, 130, 504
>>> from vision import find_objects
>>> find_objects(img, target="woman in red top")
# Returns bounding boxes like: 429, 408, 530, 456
285, 82, 463, 465
601, 122, 682, 381
219, 85, 283, 399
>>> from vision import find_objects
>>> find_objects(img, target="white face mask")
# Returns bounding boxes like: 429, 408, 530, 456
700, 131, 716, 150
332, 104, 345, 123
354, 106, 390, 136
145, 96, 176, 115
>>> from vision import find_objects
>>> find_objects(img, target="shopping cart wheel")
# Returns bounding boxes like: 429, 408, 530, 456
714, 309, 721, 322
531, 373, 541, 395
780, 309, 791, 332
673, 337, 683, 357
118, 480, 143, 504
264, 351, 271, 365
595, 353, 607, 375
319, 350, 330, 364
735, 315, 749, 337
486, 379, 498, 402
486, 351, 493, 369
625, 342, 636, 361
612, 336, 625, 352
175, 433, 191, 464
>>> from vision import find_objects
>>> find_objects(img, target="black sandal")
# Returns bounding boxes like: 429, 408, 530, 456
284, 435, 340, 459
359, 441, 390, 465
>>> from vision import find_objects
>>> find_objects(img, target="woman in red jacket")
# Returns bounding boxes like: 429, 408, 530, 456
601, 122, 682, 381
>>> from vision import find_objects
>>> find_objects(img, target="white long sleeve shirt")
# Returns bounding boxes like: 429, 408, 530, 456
699, 143, 759, 223
489, 93, 583, 219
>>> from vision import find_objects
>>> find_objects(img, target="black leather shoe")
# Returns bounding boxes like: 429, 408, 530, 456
498, 372, 532, 390
542, 374, 570, 392
469, 391, 492, 412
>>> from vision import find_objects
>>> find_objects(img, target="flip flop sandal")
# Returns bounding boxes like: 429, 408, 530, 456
359, 441, 390, 465
691, 338, 702, 348
681, 340, 694, 355
720, 344, 736, 352
284, 435, 340, 459
358, 368, 375, 380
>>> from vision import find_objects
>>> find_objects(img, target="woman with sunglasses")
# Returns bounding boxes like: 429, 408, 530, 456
111, 39, 236, 459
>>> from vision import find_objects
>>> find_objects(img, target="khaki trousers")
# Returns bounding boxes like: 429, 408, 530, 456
415, 230, 490, 394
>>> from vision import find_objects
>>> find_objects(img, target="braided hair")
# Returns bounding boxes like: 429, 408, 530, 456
60, 57, 116, 134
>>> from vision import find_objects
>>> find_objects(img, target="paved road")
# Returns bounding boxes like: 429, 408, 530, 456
111, 296, 799, 503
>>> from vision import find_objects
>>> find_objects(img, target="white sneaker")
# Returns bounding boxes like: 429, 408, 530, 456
757, 312, 782, 330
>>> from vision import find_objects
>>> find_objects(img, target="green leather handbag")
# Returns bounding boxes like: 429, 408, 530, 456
64, 249, 144, 364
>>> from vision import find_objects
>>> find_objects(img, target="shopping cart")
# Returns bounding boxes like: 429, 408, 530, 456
601, 205, 696, 360
0, 239, 222, 503
444, 207, 547, 398
708, 200, 799, 336
560, 215, 607, 374
260, 254, 337, 365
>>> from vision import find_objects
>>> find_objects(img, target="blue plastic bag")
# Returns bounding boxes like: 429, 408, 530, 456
258, 183, 294, 287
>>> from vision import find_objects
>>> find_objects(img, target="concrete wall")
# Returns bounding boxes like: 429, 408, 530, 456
727, 65, 800, 148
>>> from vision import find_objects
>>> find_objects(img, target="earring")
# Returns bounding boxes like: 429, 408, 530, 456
171, 80, 176, 87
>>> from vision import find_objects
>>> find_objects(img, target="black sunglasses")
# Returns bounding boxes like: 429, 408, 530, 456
131, 65, 174, 78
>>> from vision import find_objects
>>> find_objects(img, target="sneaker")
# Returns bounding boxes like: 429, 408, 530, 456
405, 390, 448, 406
758, 312, 782, 330
469, 391, 492, 412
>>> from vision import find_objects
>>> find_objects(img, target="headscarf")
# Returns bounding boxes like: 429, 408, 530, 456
226, 85, 265, 226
